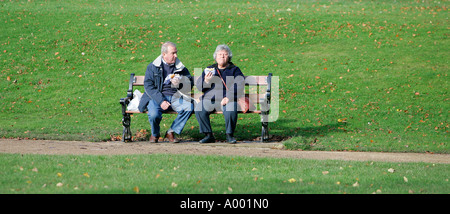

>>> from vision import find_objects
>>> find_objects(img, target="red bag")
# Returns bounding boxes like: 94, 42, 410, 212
238, 97, 250, 113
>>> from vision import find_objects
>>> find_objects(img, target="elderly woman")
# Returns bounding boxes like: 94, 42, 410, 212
195, 44, 245, 144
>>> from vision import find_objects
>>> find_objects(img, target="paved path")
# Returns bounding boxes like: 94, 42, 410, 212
0, 139, 449, 164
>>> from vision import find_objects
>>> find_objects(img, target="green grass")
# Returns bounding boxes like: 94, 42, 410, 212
1, 153, 448, 194
1, 0, 447, 153
0, 1, 448, 195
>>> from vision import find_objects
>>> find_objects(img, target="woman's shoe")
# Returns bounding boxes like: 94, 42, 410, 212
200, 133, 215, 143
226, 134, 237, 144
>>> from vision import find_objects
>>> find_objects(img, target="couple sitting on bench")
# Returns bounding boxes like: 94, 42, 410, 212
138, 42, 245, 144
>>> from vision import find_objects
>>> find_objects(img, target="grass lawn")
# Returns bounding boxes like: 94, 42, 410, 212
1, 0, 447, 153
0, 0, 448, 195
1, 153, 448, 194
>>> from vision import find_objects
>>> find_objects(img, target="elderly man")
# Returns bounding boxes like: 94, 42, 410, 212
138, 42, 194, 143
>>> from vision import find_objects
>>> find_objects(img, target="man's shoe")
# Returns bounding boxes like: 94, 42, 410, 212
149, 135, 158, 143
164, 131, 180, 143
226, 134, 237, 144
199, 133, 215, 144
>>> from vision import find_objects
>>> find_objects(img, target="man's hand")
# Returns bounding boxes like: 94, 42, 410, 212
170, 77, 180, 87
221, 97, 229, 106
160, 101, 171, 110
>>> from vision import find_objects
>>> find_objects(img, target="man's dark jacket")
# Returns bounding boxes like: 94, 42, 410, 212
138, 55, 193, 112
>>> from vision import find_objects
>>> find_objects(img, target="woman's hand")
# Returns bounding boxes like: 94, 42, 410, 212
204, 71, 213, 84
221, 97, 229, 106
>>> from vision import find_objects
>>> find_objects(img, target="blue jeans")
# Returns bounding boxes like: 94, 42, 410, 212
147, 95, 194, 137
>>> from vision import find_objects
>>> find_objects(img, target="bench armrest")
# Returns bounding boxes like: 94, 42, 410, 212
259, 73, 272, 112
119, 73, 136, 116
266, 73, 272, 102
127, 73, 136, 99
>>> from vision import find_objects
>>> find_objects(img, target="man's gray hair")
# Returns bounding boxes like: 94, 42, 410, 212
213, 44, 233, 61
161, 41, 177, 54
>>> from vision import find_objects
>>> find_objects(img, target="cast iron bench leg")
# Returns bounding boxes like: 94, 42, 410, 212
122, 113, 132, 142
260, 110, 269, 142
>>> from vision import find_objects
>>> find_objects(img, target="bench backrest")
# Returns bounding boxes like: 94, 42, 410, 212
129, 74, 271, 111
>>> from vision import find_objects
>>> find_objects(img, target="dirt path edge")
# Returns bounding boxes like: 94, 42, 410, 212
1, 139, 449, 164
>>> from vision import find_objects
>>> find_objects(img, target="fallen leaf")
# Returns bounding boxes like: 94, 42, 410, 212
133, 186, 140, 193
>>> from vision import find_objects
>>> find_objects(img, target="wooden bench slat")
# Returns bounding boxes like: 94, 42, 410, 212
133, 76, 145, 86
132, 76, 268, 86
125, 110, 262, 114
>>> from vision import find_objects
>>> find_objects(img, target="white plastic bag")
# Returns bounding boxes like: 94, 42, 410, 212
127, 89, 142, 111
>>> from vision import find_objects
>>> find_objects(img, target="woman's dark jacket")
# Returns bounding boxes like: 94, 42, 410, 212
195, 62, 245, 102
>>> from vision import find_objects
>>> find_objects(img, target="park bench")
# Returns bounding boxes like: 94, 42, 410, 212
119, 73, 273, 142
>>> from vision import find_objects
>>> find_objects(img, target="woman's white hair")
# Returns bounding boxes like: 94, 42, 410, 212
213, 44, 233, 61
